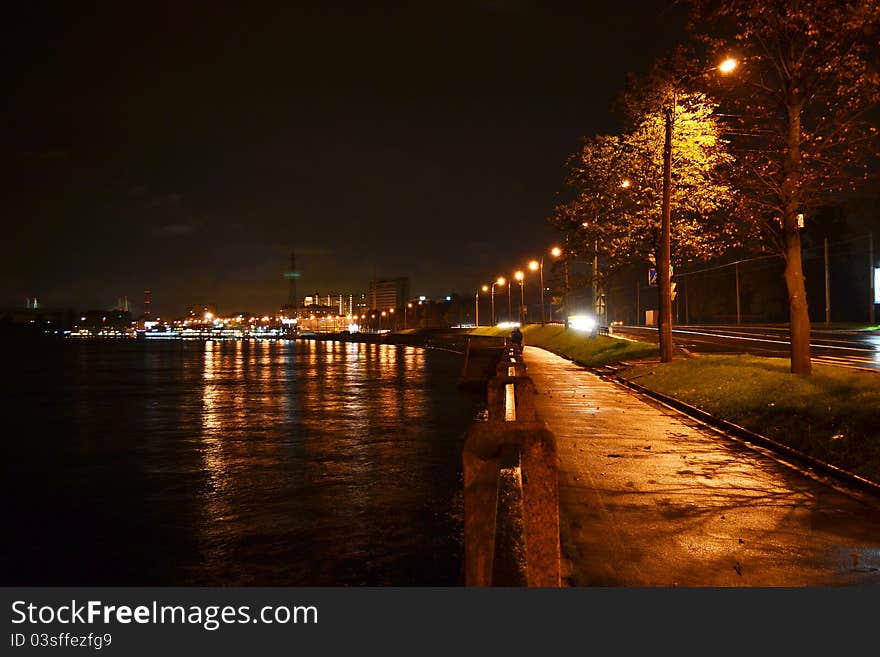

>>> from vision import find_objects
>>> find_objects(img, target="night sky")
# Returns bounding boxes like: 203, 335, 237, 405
4, 1, 688, 316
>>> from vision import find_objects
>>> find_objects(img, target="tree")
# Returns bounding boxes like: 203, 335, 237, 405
551, 59, 749, 349
689, 0, 880, 374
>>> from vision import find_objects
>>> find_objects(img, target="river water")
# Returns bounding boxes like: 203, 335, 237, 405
1, 338, 479, 586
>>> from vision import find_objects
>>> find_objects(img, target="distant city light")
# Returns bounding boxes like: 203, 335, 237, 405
496, 321, 520, 329
445, 296, 451, 301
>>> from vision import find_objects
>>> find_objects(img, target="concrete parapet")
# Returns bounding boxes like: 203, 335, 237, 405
487, 376, 536, 422
462, 343, 560, 587
460, 335, 507, 390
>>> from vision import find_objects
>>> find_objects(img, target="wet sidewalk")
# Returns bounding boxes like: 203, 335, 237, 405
523, 346, 880, 586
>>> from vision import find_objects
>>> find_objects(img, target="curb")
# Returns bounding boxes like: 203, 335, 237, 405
589, 363, 880, 503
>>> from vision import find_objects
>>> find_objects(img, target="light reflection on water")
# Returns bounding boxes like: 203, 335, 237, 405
2, 339, 477, 586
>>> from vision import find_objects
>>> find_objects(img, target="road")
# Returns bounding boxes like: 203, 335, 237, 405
611, 324, 880, 371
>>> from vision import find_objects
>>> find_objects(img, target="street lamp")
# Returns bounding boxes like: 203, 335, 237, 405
658, 57, 737, 362
380, 310, 386, 332
475, 285, 488, 327
491, 277, 506, 326
404, 302, 413, 330
528, 260, 539, 324
388, 308, 395, 331
533, 247, 562, 326
514, 270, 525, 325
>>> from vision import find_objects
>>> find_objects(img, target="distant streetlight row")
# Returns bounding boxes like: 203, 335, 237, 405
476, 245, 562, 327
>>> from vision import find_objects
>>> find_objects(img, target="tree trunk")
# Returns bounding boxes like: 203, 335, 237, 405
783, 101, 811, 375
783, 226, 811, 375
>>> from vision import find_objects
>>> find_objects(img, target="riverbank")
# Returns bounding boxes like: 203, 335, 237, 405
297, 328, 471, 353
469, 325, 880, 486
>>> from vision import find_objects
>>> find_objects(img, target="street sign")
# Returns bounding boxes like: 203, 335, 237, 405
648, 266, 674, 287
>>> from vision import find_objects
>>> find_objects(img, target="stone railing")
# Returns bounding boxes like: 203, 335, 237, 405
460, 338, 561, 586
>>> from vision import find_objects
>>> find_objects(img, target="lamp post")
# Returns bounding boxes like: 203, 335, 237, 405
404, 302, 413, 330
514, 270, 525, 325
491, 277, 505, 326
528, 260, 539, 324
380, 310, 386, 332
531, 247, 562, 325
658, 57, 736, 362
475, 285, 488, 327
388, 308, 395, 331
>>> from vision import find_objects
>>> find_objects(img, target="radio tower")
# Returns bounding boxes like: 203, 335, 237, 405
285, 252, 300, 308
143, 290, 151, 318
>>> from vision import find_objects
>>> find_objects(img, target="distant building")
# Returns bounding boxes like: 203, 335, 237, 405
369, 277, 409, 311
300, 292, 367, 316
73, 309, 134, 336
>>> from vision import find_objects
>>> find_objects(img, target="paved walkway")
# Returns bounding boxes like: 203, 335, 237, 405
524, 346, 880, 586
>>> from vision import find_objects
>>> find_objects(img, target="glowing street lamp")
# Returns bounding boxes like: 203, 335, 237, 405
657, 57, 737, 362
404, 302, 413, 330
491, 277, 506, 326
718, 57, 737, 74
514, 270, 525, 324
534, 247, 562, 325
475, 285, 489, 327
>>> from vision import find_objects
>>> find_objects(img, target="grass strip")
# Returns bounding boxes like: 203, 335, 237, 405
470, 325, 659, 367
618, 355, 880, 483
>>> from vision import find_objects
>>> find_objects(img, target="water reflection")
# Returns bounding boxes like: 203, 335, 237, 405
185, 338, 473, 585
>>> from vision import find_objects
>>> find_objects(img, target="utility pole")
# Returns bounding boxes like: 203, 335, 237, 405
658, 102, 675, 362
635, 280, 640, 326
824, 238, 831, 327
869, 232, 875, 325
684, 281, 689, 325
474, 290, 480, 328
592, 240, 599, 320
735, 262, 741, 325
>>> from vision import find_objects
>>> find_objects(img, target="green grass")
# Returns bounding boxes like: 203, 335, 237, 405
470, 325, 658, 367
618, 355, 880, 482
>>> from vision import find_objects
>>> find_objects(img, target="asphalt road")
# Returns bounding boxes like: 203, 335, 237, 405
612, 324, 880, 371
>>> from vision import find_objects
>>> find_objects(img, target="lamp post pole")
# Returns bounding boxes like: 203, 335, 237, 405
490, 278, 505, 326
520, 278, 525, 324
475, 290, 480, 328
658, 59, 736, 362
475, 286, 488, 327
539, 258, 546, 325
514, 271, 525, 325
